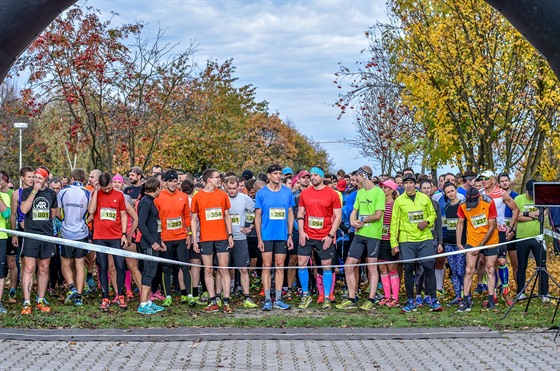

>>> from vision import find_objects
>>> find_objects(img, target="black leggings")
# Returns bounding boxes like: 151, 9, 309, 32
404, 260, 436, 299
0, 239, 6, 279
161, 239, 191, 296
516, 238, 549, 296
95, 239, 125, 298
139, 239, 159, 287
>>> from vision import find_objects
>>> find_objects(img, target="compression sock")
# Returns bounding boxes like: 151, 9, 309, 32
316, 274, 324, 297
298, 268, 309, 294
323, 270, 332, 299
380, 274, 391, 299
265, 290, 271, 301
499, 265, 509, 286
125, 271, 132, 293
389, 270, 400, 300
275, 290, 282, 301
435, 269, 444, 291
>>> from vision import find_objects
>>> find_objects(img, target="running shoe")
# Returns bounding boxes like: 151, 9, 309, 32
150, 290, 166, 301
259, 287, 265, 297
74, 297, 83, 306
187, 295, 198, 307
359, 300, 375, 311
99, 298, 111, 312
117, 295, 128, 310
329, 293, 335, 302
262, 299, 272, 311
8, 288, 16, 304
243, 298, 258, 309
542, 295, 552, 304
284, 290, 293, 301
215, 296, 223, 308
386, 298, 400, 308
316, 294, 324, 304
430, 299, 443, 312
162, 297, 173, 307
203, 303, 220, 312
199, 291, 209, 302
86, 277, 97, 292
64, 288, 78, 305
501, 286, 513, 306
39, 297, 50, 305
36, 300, 51, 313
322, 298, 332, 310
223, 303, 234, 314
111, 295, 119, 304
475, 284, 484, 295
335, 299, 357, 310
456, 301, 471, 313
436, 289, 444, 298
378, 297, 390, 306
83, 287, 92, 296
21, 304, 32, 315
149, 302, 165, 312
196, 296, 208, 306
0, 303, 7, 314
126, 291, 134, 301
415, 296, 424, 308
447, 297, 460, 306
401, 299, 417, 313
273, 299, 291, 310
138, 304, 157, 315
298, 294, 312, 309
423, 296, 432, 306
517, 293, 527, 300
486, 301, 498, 311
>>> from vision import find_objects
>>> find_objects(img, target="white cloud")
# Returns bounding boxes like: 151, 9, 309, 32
86, 0, 388, 171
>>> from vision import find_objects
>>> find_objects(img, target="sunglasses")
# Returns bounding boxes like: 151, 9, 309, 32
480, 176, 491, 181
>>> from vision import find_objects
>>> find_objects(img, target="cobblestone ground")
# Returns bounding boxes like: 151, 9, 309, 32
1, 329, 559, 370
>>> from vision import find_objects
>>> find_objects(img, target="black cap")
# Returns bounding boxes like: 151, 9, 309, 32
163, 170, 178, 181
463, 170, 477, 181
402, 173, 416, 183
130, 166, 144, 177
465, 187, 480, 209
266, 164, 282, 174
526, 179, 536, 197
242, 170, 254, 180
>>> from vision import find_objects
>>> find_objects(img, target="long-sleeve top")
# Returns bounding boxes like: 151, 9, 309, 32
138, 194, 161, 246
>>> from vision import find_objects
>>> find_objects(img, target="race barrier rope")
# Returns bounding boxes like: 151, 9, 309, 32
0, 228, 551, 270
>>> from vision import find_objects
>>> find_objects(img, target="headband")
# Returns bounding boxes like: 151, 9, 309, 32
35, 168, 49, 180
356, 167, 372, 180
309, 167, 324, 178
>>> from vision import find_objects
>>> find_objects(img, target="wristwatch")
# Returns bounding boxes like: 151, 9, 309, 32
328, 233, 335, 239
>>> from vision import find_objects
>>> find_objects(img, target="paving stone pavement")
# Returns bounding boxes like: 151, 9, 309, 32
0, 328, 559, 370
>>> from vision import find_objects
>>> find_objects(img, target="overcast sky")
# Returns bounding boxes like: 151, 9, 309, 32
85, 0, 388, 172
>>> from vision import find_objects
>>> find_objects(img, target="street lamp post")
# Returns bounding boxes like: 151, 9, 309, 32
13, 122, 28, 188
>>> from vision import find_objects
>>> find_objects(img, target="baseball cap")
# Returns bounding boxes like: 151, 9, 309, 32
402, 173, 416, 183
336, 179, 347, 192
291, 176, 299, 188
0, 171, 9, 183
465, 187, 480, 209
479, 170, 495, 178
130, 166, 144, 177
242, 169, 254, 180
266, 164, 282, 174
380, 179, 398, 191
298, 170, 310, 178
525, 179, 536, 197
282, 167, 293, 176
463, 170, 478, 181
163, 170, 178, 181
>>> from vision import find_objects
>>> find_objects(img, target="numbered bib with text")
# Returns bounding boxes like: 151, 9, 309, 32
408, 210, 424, 224
308, 216, 324, 229
245, 212, 255, 224
269, 208, 286, 220
524, 204, 537, 213
471, 214, 488, 228
205, 208, 223, 221
32, 209, 50, 221
446, 218, 458, 231
382, 224, 389, 236
100, 208, 117, 221
167, 217, 182, 230
230, 214, 241, 226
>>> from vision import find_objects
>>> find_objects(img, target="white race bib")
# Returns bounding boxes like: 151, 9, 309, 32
230, 214, 241, 226
308, 216, 324, 229
166, 217, 182, 230
408, 210, 424, 224
382, 224, 389, 236
524, 204, 538, 213
446, 218, 458, 231
269, 208, 286, 220
205, 208, 223, 221
471, 214, 488, 228
157, 219, 162, 233
100, 208, 117, 221
246, 212, 255, 223
32, 209, 49, 221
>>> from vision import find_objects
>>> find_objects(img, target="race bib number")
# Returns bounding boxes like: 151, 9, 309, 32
308, 216, 324, 229
32, 209, 49, 221
269, 208, 286, 220
246, 212, 255, 223
205, 208, 223, 221
230, 214, 241, 226
382, 224, 389, 236
442, 216, 447, 226
157, 219, 162, 233
100, 208, 117, 221
359, 214, 371, 226
408, 210, 424, 224
446, 218, 458, 231
166, 217, 182, 230
524, 204, 538, 213
471, 214, 488, 228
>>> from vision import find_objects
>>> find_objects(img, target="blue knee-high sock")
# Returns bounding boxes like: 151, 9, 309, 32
323, 270, 332, 298
499, 265, 509, 286
298, 268, 309, 294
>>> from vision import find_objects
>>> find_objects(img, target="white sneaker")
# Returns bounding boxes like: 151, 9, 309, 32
542, 295, 551, 303
517, 293, 527, 300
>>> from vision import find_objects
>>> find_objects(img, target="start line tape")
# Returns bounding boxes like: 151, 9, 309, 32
0, 228, 550, 270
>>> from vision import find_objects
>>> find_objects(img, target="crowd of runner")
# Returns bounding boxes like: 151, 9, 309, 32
0, 164, 557, 315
